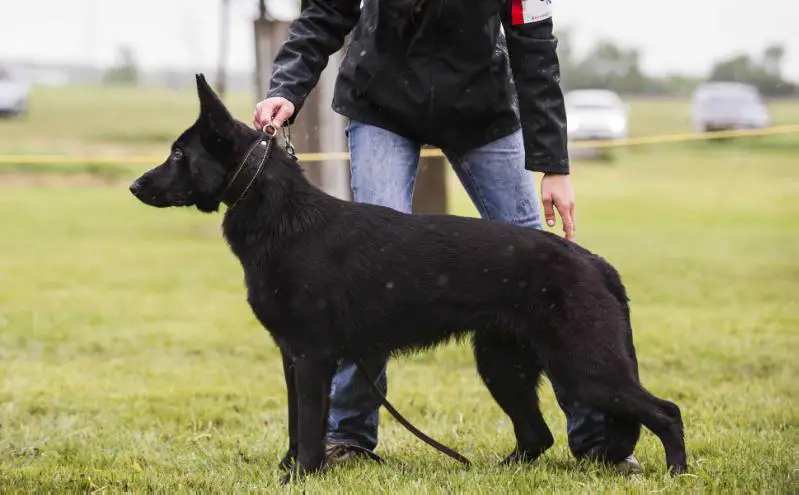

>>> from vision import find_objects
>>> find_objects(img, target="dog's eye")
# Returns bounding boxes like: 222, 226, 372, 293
172, 149, 184, 161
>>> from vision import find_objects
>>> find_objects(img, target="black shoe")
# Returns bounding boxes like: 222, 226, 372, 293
325, 443, 385, 464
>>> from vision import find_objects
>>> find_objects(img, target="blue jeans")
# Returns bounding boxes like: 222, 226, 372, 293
326, 121, 609, 460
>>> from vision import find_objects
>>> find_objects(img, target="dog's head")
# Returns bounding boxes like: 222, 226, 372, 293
129, 74, 254, 213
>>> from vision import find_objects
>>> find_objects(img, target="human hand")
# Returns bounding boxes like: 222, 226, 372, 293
541, 173, 576, 241
252, 97, 296, 130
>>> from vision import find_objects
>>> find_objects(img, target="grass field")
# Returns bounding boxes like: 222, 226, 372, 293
0, 87, 797, 492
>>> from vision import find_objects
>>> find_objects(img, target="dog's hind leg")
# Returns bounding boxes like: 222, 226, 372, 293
596, 414, 642, 464
585, 384, 686, 474
546, 339, 686, 474
580, 311, 642, 465
598, 300, 642, 464
473, 330, 554, 464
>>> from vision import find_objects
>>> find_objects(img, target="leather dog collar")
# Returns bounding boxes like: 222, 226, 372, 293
217, 129, 274, 209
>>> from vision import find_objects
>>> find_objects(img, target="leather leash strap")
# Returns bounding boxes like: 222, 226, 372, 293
355, 360, 472, 467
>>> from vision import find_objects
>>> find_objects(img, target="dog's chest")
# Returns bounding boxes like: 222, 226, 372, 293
244, 267, 337, 340
246, 279, 294, 333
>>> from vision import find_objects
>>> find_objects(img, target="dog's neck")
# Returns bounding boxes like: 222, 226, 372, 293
217, 133, 274, 208
219, 142, 331, 263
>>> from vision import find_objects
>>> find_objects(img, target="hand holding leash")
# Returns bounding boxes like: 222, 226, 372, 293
254, 99, 296, 160
261, 123, 296, 160
253, 97, 295, 131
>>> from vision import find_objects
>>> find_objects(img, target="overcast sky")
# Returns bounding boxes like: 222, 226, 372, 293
0, 0, 795, 79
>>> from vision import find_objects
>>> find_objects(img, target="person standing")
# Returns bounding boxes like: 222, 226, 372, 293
253, 0, 641, 473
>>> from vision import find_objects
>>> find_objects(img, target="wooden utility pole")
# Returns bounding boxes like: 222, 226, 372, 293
253, 0, 350, 200
412, 149, 449, 215
216, 0, 231, 97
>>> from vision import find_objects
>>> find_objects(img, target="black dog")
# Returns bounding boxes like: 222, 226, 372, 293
130, 75, 687, 481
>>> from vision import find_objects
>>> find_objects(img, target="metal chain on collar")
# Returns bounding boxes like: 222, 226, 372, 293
282, 124, 297, 160
262, 120, 296, 160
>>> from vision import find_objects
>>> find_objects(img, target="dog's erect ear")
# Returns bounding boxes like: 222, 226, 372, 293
195, 73, 234, 130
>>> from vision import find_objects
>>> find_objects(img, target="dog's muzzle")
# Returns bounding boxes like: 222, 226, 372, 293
129, 179, 143, 196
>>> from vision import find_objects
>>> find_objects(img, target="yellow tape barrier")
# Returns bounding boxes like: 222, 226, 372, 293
1, 124, 797, 166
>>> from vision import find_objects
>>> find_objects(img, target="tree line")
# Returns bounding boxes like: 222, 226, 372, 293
556, 30, 796, 97
100, 14, 797, 100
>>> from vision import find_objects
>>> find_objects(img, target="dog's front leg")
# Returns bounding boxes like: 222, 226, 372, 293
278, 348, 298, 471
282, 354, 335, 484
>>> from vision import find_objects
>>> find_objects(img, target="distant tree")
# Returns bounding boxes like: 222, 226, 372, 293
709, 45, 796, 97
554, 27, 579, 87
762, 44, 785, 77
660, 74, 706, 96
557, 35, 665, 95
709, 54, 757, 83
103, 45, 140, 86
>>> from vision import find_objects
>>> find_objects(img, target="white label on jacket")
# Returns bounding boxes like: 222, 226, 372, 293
512, 0, 553, 25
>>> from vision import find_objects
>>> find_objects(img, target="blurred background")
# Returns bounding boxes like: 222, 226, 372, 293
1, 0, 797, 202
0, 0, 796, 491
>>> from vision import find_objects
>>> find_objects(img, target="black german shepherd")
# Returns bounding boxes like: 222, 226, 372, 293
129, 75, 686, 481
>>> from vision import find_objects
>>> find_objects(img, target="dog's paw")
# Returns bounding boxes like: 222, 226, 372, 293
278, 450, 297, 471
279, 465, 302, 485
500, 448, 543, 465
668, 462, 688, 476
279, 459, 327, 485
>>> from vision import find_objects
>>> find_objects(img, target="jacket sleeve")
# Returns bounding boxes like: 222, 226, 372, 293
500, 6, 570, 174
266, 0, 361, 124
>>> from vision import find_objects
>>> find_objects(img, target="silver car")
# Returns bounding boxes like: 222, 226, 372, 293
690, 82, 770, 132
0, 68, 31, 118
565, 89, 629, 142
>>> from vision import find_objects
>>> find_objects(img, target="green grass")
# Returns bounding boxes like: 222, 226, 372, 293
0, 86, 256, 158
0, 87, 798, 492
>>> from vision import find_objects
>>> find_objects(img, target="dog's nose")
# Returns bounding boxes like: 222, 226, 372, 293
129, 180, 142, 195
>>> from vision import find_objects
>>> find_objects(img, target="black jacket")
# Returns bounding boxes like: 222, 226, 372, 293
267, 0, 570, 174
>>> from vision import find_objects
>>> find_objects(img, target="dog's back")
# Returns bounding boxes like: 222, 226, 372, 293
231, 185, 624, 357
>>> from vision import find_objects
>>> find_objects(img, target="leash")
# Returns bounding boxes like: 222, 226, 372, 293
272, 124, 467, 465
280, 124, 297, 159
355, 360, 472, 467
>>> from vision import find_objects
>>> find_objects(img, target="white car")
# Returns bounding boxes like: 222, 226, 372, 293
690, 82, 770, 133
565, 89, 629, 142
0, 68, 31, 118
